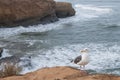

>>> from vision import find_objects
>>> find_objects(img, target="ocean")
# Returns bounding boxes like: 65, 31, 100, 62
0, 0, 120, 75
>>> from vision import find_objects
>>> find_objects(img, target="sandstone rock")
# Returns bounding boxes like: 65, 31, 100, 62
0, 0, 76, 27
0, 0, 58, 27
55, 2, 75, 18
74, 74, 120, 80
1, 66, 88, 80
1, 66, 120, 80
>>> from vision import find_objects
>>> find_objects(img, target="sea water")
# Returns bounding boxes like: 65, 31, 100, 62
0, 0, 120, 75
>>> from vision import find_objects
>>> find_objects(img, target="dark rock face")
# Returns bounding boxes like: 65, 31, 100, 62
55, 2, 75, 18
0, 55, 32, 68
0, 0, 58, 27
0, 48, 3, 57
0, 56, 20, 64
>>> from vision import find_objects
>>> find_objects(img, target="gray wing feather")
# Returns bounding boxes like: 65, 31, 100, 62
74, 55, 82, 64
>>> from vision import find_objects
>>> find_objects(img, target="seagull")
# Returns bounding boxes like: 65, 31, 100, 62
73, 49, 89, 69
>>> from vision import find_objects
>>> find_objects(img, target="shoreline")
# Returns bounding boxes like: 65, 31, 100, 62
1, 66, 120, 80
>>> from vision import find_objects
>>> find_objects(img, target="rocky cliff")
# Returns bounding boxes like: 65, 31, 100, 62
1, 66, 120, 80
0, 0, 75, 27
55, 2, 75, 18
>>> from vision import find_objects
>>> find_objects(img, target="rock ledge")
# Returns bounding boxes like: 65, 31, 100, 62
1, 66, 120, 80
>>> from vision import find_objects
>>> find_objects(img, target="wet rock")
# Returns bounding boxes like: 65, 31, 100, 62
0, 56, 20, 64
55, 2, 75, 18
0, 48, 3, 57
0, 55, 32, 68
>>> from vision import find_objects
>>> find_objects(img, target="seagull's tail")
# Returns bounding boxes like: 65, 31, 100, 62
68, 58, 74, 63
71, 59, 73, 63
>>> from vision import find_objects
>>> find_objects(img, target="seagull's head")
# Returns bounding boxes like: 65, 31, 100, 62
80, 48, 88, 54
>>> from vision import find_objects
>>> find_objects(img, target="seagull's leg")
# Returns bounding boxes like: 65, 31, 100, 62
83, 65, 87, 73
80, 65, 84, 70
83, 65, 85, 69
80, 65, 82, 69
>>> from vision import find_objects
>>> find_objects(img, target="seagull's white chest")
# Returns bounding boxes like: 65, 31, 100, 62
77, 53, 89, 66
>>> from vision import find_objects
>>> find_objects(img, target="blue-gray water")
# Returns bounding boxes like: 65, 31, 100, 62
0, 0, 120, 74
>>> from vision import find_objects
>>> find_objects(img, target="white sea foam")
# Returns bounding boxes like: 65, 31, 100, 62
58, 4, 113, 24
75, 4, 112, 13
75, 4, 112, 18
21, 43, 120, 75
0, 49, 11, 59
0, 22, 63, 38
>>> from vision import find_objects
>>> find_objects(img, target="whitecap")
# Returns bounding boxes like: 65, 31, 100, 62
75, 4, 112, 13
21, 43, 120, 75
0, 49, 12, 59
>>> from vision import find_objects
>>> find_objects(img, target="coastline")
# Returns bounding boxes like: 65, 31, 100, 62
1, 66, 120, 80
0, 0, 120, 79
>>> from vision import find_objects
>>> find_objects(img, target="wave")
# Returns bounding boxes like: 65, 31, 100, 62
106, 24, 120, 28
0, 49, 11, 59
75, 4, 112, 18
1, 38, 120, 75
55, 4, 113, 26
75, 4, 112, 13
19, 43, 120, 75
0, 22, 63, 38
58, 4, 113, 23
